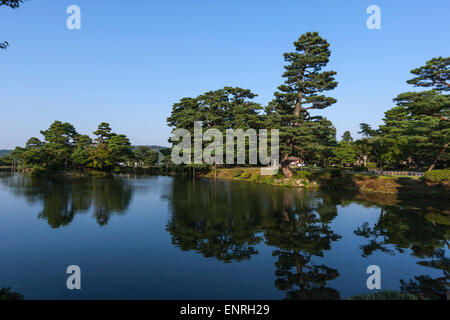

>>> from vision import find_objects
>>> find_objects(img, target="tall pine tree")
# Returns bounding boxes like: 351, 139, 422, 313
267, 32, 338, 177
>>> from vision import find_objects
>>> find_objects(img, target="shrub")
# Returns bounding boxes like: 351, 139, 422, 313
352, 166, 368, 172
424, 170, 450, 183
274, 168, 284, 179
367, 162, 377, 168
30, 165, 46, 176
240, 172, 251, 179
233, 169, 243, 178
293, 171, 312, 180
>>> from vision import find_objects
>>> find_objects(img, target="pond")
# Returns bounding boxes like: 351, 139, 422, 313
0, 173, 448, 299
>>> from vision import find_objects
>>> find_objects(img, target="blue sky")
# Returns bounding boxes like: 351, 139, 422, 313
1, 0, 449, 149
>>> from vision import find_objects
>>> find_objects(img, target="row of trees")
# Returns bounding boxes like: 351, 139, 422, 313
4, 31, 448, 175
167, 32, 449, 176
6, 121, 165, 174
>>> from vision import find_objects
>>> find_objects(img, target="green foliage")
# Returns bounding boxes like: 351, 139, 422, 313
240, 172, 251, 179
267, 32, 338, 175
29, 165, 46, 176
332, 141, 357, 166
407, 56, 449, 92
249, 172, 260, 181
167, 86, 264, 170
352, 57, 450, 172
403, 56, 449, 121
424, 170, 450, 183
134, 146, 160, 166
376, 58, 450, 171
394, 90, 449, 122
293, 170, 312, 180
341, 131, 353, 142
367, 162, 377, 168
12, 121, 134, 174
232, 169, 243, 178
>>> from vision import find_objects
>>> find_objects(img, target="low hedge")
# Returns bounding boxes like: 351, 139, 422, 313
424, 170, 450, 183
233, 169, 243, 178
240, 172, 251, 179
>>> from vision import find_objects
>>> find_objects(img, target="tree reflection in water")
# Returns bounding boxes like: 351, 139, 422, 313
263, 190, 341, 300
1, 174, 133, 227
353, 201, 449, 299
2, 174, 448, 299
166, 177, 342, 299
165, 178, 264, 262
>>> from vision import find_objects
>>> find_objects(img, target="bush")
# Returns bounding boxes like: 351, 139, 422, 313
233, 169, 243, 178
367, 162, 377, 168
30, 165, 46, 176
352, 166, 368, 172
274, 168, 284, 179
240, 172, 251, 179
293, 171, 312, 180
424, 170, 450, 183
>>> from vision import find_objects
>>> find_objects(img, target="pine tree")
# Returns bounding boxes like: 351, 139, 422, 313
268, 32, 338, 177
397, 57, 449, 121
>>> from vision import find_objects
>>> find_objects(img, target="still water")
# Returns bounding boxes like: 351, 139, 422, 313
0, 173, 448, 299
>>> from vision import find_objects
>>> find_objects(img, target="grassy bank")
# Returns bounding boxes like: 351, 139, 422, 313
202, 168, 450, 200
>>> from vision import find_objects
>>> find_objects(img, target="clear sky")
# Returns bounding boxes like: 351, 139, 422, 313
1, 0, 449, 149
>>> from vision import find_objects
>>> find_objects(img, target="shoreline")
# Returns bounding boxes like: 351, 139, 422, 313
200, 168, 450, 201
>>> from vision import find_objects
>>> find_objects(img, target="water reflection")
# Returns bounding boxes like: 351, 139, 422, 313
166, 178, 449, 299
0, 173, 448, 299
353, 202, 450, 299
264, 191, 341, 299
165, 178, 264, 262
1, 174, 133, 227
166, 178, 342, 299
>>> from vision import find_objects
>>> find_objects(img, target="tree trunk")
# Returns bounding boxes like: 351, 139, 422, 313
427, 143, 448, 172
378, 159, 383, 175
281, 154, 293, 178
294, 49, 308, 117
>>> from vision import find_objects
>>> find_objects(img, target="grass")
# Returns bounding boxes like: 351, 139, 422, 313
201, 167, 449, 199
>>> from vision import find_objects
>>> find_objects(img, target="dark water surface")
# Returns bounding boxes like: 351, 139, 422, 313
0, 173, 448, 299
